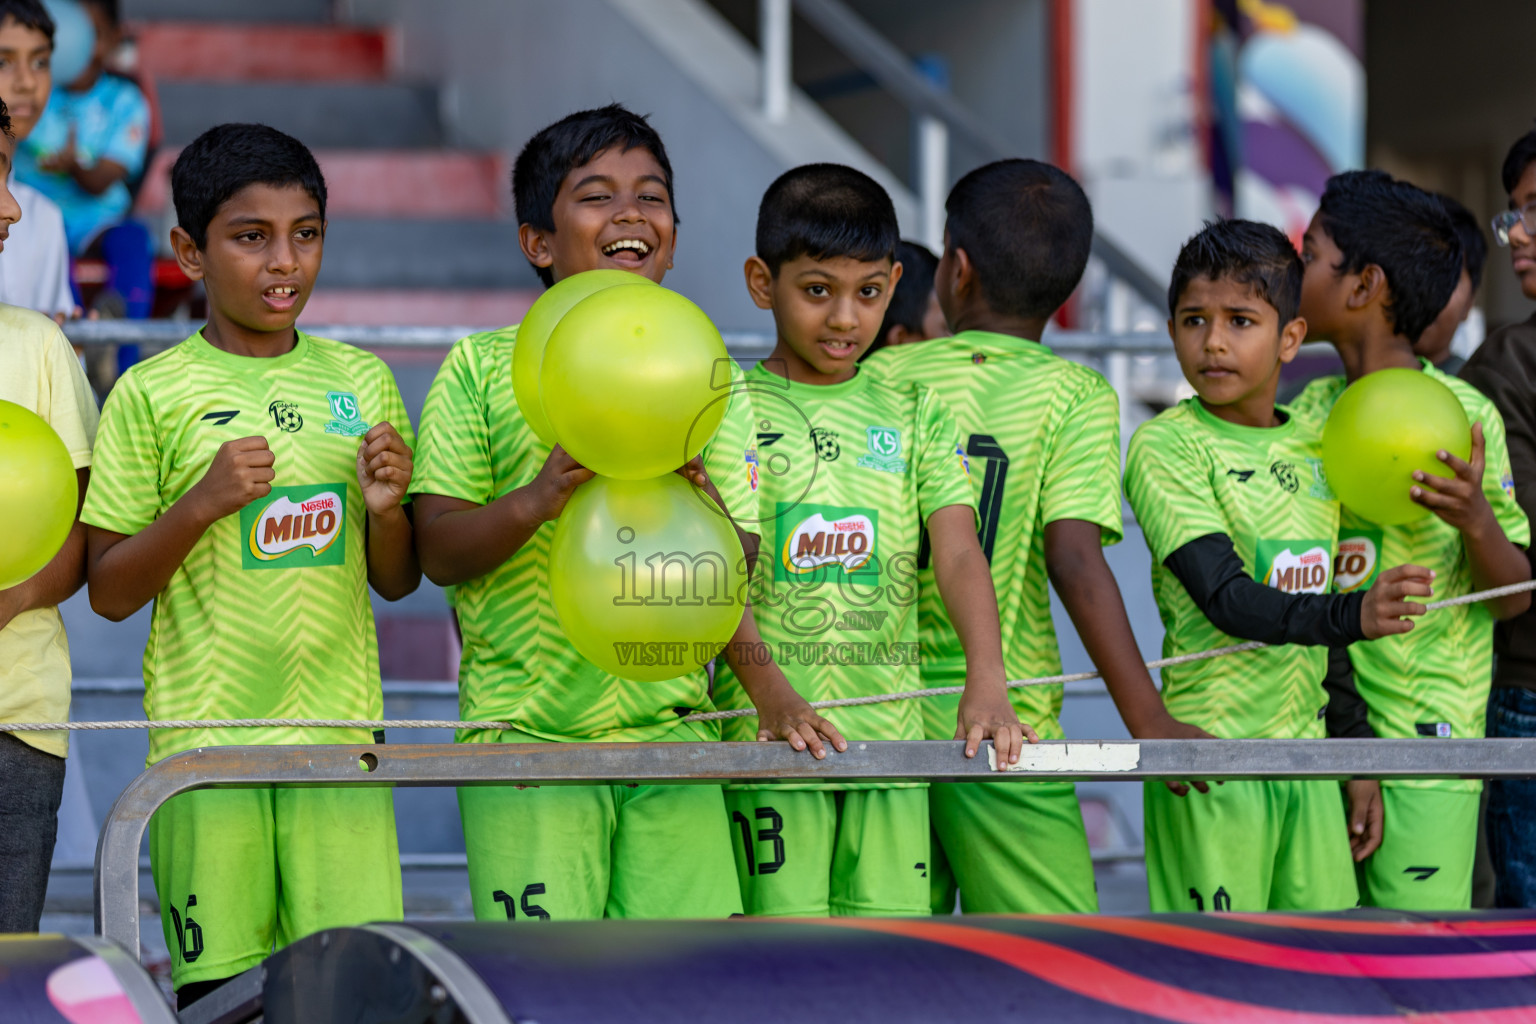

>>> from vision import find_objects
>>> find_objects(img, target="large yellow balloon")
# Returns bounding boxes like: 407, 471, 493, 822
541, 285, 729, 479
512, 269, 657, 445
0, 400, 78, 589
550, 474, 746, 682
1321, 367, 1471, 526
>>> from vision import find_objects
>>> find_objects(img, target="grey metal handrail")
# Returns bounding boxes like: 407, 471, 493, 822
96, 738, 1536, 956
784, 0, 1167, 306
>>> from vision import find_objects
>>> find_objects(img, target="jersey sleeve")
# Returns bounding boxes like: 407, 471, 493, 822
1041, 378, 1124, 544
80, 370, 161, 536
41, 322, 98, 467
102, 82, 150, 176
1125, 420, 1227, 562
413, 336, 496, 505
700, 358, 760, 531
913, 386, 976, 521
1478, 399, 1531, 548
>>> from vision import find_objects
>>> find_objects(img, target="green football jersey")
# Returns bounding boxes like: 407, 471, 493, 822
80, 330, 413, 763
864, 332, 1124, 739
412, 326, 760, 744
712, 363, 975, 754
1125, 399, 1339, 739
1289, 363, 1529, 772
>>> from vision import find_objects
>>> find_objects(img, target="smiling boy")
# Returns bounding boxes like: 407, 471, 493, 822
412, 105, 840, 924
1126, 219, 1432, 911
81, 123, 417, 1003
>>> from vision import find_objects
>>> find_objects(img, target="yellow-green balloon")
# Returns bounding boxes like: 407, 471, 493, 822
512, 269, 657, 445
0, 400, 77, 590
1321, 367, 1471, 526
542, 285, 729, 479
550, 474, 746, 682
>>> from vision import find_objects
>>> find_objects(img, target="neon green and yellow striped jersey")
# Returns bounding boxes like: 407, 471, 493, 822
1126, 399, 1339, 739
80, 330, 413, 763
712, 363, 973, 783
864, 331, 1124, 739
412, 326, 760, 744
1290, 362, 1529, 787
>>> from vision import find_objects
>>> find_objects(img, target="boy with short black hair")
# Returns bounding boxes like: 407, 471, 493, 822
1460, 127, 1536, 908
0, 0, 74, 319
1127, 218, 1433, 911
864, 238, 945, 358
1413, 194, 1487, 374
867, 158, 1161, 914
82, 122, 417, 1002
0, 96, 97, 934
413, 105, 840, 924
1290, 169, 1530, 910
715, 161, 1026, 918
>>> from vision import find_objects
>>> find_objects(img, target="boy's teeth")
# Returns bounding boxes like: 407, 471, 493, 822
603, 239, 650, 255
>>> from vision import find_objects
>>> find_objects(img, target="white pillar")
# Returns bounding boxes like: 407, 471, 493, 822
916, 114, 949, 251
760, 0, 791, 123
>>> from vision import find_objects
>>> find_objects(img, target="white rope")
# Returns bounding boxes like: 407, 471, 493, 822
8, 579, 1535, 733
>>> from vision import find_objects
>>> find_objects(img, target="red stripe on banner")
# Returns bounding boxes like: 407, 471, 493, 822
813, 918, 1536, 1024
1036, 916, 1536, 979
1225, 914, 1536, 939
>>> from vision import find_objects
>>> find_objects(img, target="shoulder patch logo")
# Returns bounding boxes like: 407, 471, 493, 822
324, 391, 369, 436
200, 410, 239, 426
268, 400, 303, 433
745, 447, 760, 492
857, 426, 907, 474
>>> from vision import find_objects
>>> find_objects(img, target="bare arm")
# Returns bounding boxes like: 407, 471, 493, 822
928, 503, 1030, 767
0, 468, 89, 630
357, 421, 420, 600
88, 437, 274, 621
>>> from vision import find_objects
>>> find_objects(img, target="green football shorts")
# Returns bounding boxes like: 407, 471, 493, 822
929, 778, 1098, 913
149, 786, 402, 989
1144, 778, 1358, 912
1357, 782, 1479, 911
724, 788, 929, 916
459, 778, 742, 921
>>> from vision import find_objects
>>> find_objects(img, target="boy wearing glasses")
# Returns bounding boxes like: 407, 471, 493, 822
1460, 126, 1536, 909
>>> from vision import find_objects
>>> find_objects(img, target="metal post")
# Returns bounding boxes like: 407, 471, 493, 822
916, 114, 948, 251
95, 739, 1536, 957
760, 0, 792, 123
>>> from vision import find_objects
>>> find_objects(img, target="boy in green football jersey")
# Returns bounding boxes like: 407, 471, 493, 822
715, 162, 1027, 918
1127, 218, 1435, 912
81, 124, 417, 1004
866, 159, 1170, 914
412, 106, 844, 924
1289, 170, 1531, 910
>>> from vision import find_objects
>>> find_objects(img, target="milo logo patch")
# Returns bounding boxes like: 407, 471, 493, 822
1256, 538, 1332, 594
1334, 529, 1382, 593
240, 484, 348, 569
775, 503, 878, 582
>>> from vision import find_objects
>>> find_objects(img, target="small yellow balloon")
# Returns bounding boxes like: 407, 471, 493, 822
1321, 368, 1471, 526
550, 474, 746, 682
0, 400, 78, 589
512, 269, 657, 445
542, 285, 729, 479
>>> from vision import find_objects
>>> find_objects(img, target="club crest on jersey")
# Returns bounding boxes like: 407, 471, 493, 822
324, 391, 369, 436
1334, 529, 1382, 593
240, 484, 348, 569
857, 426, 907, 474
775, 503, 879, 582
1255, 539, 1332, 594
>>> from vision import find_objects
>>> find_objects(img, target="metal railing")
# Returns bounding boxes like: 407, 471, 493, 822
96, 738, 1536, 956
757, 0, 1166, 307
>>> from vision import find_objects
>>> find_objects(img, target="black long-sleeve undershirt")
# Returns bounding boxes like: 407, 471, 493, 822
1164, 533, 1368, 648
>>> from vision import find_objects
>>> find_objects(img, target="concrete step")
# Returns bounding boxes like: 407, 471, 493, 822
131, 22, 390, 81
319, 218, 536, 290
135, 148, 508, 219
157, 81, 442, 148
124, 0, 332, 23
301, 289, 538, 327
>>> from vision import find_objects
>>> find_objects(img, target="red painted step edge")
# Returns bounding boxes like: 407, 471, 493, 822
128, 22, 390, 82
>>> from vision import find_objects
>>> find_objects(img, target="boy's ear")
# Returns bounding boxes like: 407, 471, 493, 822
518, 223, 555, 272
1278, 315, 1307, 364
169, 226, 204, 282
1348, 263, 1387, 313
949, 246, 978, 304
744, 256, 775, 310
